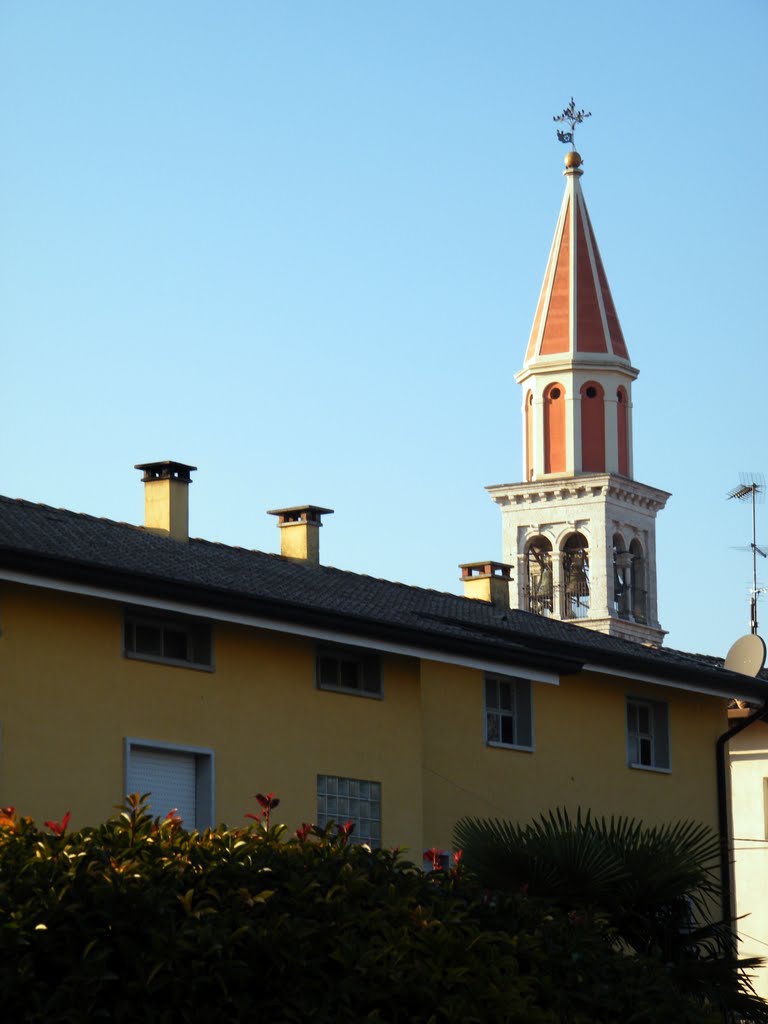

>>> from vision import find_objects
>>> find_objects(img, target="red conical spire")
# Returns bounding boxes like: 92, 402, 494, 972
516, 152, 638, 482
524, 151, 630, 366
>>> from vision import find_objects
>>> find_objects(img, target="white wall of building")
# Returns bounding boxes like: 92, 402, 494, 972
730, 719, 768, 999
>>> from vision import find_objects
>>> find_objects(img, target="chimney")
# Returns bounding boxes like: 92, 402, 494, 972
135, 461, 197, 542
459, 561, 514, 608
268, 505, 334, 566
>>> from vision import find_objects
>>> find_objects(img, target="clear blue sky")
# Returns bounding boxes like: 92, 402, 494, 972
2, 1, 766, 658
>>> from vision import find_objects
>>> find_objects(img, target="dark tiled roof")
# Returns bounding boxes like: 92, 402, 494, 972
1, 494, 766, 698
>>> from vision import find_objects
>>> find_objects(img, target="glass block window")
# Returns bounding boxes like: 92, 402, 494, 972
316, 775, 381, 847
626, 697, 670, 770
485, 675, 533, 749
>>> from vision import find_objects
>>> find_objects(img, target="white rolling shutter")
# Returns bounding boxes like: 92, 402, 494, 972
127, 746, 197, 828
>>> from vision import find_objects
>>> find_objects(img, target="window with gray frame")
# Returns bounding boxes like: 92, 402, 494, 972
485, 675, 533, 749
316, 774, 381, 846
124, 739, 214, 830
626, 697, 670, 770
124, 608, 213, 669
316, 645, 382, 697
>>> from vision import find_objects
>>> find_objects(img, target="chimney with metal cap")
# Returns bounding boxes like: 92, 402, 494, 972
268, 505, 334, 565
135, 461, 197, 542
459, 561, 514, 608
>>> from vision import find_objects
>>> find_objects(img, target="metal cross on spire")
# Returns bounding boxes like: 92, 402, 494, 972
553, 98, 592, 148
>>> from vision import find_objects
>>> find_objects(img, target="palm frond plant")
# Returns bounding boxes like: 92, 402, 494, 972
454, 808, 768, 1022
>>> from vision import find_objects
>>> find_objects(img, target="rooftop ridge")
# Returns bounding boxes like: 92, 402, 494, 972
0, 493, 493, 606
190, 534, 473, 598
0, 494, 148, 534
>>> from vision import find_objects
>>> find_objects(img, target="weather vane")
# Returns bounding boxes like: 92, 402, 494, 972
553, 98, 592, 148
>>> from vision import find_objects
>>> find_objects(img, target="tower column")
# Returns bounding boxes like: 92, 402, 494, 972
565, 388, 578, 476
604, 392, 619, 474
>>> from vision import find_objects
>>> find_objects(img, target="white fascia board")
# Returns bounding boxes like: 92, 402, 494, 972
583, 659, 762, 701
0, 569, 561, 686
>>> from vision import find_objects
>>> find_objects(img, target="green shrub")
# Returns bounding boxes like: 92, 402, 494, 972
0, 798, 731, 1023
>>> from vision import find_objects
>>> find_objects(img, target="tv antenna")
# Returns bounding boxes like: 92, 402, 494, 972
727, 473, 766, 636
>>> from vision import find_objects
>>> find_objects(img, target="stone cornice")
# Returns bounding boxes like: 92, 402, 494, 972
515, 355, 639, 386
486, 473, 671, 514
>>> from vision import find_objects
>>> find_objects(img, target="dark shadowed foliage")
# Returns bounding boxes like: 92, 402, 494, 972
455, 808, 768, 1023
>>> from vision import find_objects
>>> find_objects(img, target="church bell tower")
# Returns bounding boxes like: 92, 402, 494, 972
487, 144, 669, 645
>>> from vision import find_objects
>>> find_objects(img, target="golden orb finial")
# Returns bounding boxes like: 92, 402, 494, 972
564, 150, 583, 169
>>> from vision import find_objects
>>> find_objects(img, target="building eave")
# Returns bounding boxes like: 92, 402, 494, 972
0, 553, 578, 681
1, 546, 760, 701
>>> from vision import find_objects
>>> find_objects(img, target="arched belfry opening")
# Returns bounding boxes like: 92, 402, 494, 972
630, 539, 647, 624
525, 537, 553, 616
613, 533, 631, 619
544, 383, 566, 474
580, 381, 605, 472
562, 533, 589, 619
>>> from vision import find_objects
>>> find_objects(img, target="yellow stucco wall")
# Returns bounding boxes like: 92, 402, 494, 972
0, 581, 726, 862
420, 660, 726, 850
0, 583, 423, 851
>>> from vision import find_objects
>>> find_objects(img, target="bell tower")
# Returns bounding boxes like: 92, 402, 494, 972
487, 141, 669, 645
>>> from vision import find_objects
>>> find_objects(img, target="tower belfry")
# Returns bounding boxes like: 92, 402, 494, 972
487, 136, 669, 645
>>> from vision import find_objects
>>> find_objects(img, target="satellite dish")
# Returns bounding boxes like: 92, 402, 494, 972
724, 633, 767, 677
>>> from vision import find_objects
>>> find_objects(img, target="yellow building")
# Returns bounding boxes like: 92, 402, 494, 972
0, 463, 764, 874
2, 144, 767, 899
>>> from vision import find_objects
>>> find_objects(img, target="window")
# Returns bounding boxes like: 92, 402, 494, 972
124, 609, 213, 669
525, 537, 553, 617
316, 645, 382, 697
630, 539, 648, 624
485, 675, 533, 750
544, 382, 566, 474
316, 775, 381, 846
562, 532, 590, 619
613, 533, 631, 619
580, 381, 605, 472
626, 698, 670, 771
124, 739, 214, 829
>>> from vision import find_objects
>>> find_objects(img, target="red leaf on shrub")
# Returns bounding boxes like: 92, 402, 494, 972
423, 847, 445, 870
295, 823, 312, 842
336, 820, 355, 846
245, 812, 262, 822
255, 792, 280, 810
44, 811, 71, 836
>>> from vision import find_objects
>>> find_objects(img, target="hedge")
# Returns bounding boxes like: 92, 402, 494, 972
0, 795, 724, 1023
